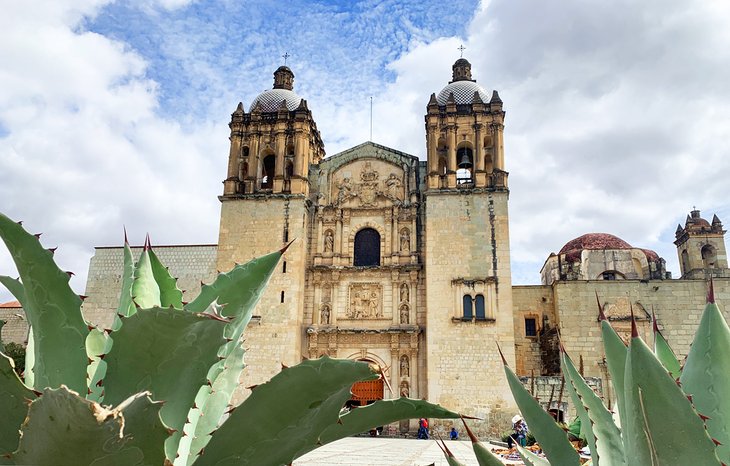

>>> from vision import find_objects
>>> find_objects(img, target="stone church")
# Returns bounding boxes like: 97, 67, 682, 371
3, 58, 729, 434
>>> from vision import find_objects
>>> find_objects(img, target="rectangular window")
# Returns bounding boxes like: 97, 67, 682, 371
525, 317, 537, 337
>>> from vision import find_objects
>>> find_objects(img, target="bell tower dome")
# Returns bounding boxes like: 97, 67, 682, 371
222, 66, 325, 197
425, 58, 506, 191
674, 209, 729, 278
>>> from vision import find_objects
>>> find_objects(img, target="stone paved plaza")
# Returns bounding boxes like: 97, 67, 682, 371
293, 437, 507, 465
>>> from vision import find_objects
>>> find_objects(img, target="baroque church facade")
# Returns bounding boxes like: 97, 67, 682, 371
4, 58, 729, 435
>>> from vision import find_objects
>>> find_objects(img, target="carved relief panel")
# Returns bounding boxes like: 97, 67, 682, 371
344, 283, 385, 319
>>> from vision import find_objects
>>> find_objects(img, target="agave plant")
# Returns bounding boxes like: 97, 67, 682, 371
441, 288, 729, 466
0, 212, 460, 465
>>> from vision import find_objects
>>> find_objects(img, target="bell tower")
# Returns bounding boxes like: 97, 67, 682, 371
423, 57, 516, 422
424, 58, 507, 190
216, 65, 324, 396
222, 66, 324, 197
674, 209, 728, 278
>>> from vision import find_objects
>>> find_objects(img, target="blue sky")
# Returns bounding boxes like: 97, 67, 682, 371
2, 0, 730, 302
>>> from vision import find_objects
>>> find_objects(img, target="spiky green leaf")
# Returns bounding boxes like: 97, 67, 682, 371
319, 397, 460, 447
148, 247, 183, 309
653, 322, 681, 380
516, 444, 551, 466
24, 326, 34, 388
0, 214, 87, 393
624, 333, 721, 465
680, 300, 730, 462
192, 357, 375, 466
462, 420, 504, 466
117, 240, 137, 320
600, 320, 627, 432
115, 392, 169, 466
132, 248, 161, 309
562, 350, 625, 466
503, 359, 580, 466
102, 307, 227, 461
14, 387, 165, 465
0, 352, 36, 456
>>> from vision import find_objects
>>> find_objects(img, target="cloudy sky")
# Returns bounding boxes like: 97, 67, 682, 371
2, 0, 730, 303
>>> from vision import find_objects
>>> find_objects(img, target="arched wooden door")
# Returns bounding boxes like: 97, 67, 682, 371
350, 378, 384, 407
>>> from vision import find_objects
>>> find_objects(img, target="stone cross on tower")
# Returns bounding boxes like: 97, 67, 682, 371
282, 52, 290, 65
458, 44, 466, 58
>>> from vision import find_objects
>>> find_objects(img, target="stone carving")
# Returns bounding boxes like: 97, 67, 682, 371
336, 177, 355, 204
400, 304, 409, 324
347, 283, 382, 319
604, 297, 647, 320
385, 173, 403, 200
400, 228, 410, 253
400, 283, 409, 302
400, 355, 409, 377
320, 304, 330, 325
324, 230, 334, 252
400, 381, 409, 397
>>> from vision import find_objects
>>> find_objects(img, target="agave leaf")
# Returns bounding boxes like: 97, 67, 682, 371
148, 247, 183, 309
115, 392, 169, 466
178, 344, 247, 466
14, 387, 166, 465
462, 419, 505, 466
0, 214, 87, 393
184, 249, 282, 319
24, 326, 34, 388
0, 320, 4, 353
680, 299, 730, 462
318, 397, 461, 446
624, 330, 721, 465
192, 357, 376, 466
131, 246, 161, 309
0, 352, 36, 456
516, 444, 551, 466
600, 319, 627, 431
502, 358, 580, 466
85, 328, 111, 402
436, 438, 468, 466
102, 307, 227, 461
561, 349, 625, 466
653, 316, 681, 379
117, 239, 137, 320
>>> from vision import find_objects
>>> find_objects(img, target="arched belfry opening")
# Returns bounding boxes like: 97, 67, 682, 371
354, 228, 381, 266
261, 154, 275, 190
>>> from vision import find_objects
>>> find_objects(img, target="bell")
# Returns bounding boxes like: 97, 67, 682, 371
457, 148, 473, 169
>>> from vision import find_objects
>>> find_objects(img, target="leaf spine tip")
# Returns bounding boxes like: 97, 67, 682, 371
66, 271, 75, 277
630, 305, 639, 338
708, 278, 715, 303
596, 291, 607, 321
34, 232, 42, 239
495, 341, 507, 365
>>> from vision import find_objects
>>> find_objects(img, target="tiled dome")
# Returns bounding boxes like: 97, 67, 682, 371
436, 80, 490, 105
250, 88, 302, 112
559, 233, 632, 254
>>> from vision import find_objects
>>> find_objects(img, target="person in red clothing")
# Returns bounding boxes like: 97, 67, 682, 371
417, 418, 429, 439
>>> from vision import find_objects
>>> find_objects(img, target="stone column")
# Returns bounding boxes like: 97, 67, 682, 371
447, 126, 457, 173
427, 127, 437, 173
335, 212, 343, 255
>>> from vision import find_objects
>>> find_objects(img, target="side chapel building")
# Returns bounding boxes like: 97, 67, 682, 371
5, 58, 729, 434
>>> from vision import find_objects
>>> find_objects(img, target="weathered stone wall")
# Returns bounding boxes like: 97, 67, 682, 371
519, 375, 602, 422
424, 190, 516, 437
0, 305, 28, 344
512, 286, 556, 376
217, 196, 309, 405
82, 245, 218, 327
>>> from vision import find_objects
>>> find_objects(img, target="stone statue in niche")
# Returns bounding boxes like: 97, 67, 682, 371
324, 230, 334, 253
400, 381, 409, 397
400, 229, 410, 253
320, 304, 330, 325
400, 304, 409, 324
347, 284, 382, 319
400, 355, 409, 377
385, 173, 403, 200
400, 283, 409, 302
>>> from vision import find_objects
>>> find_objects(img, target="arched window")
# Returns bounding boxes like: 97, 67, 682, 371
242, 146, 250, 158
438, 157, 447, 175
475, 294, 486, 319
702, 244, 717, 268
354, 228, 380, 266
262, 154, 275, 189
462, 294, 473, 319
681, 249, 690, 274
456, 146, 473, 184
285, 160, 294, 179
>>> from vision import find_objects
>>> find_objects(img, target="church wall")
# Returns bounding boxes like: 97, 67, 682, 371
511, 285, 556, 376
217, 197, 309, 405
424, 190, 516, 436
0, 305, 28, 344
82, 245, 218, 328
552, 278, 730, 409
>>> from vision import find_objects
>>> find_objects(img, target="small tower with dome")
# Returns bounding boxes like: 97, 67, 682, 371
424, 57, 506, 190
222, 65, 325, 197
674, 209, 729, 278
